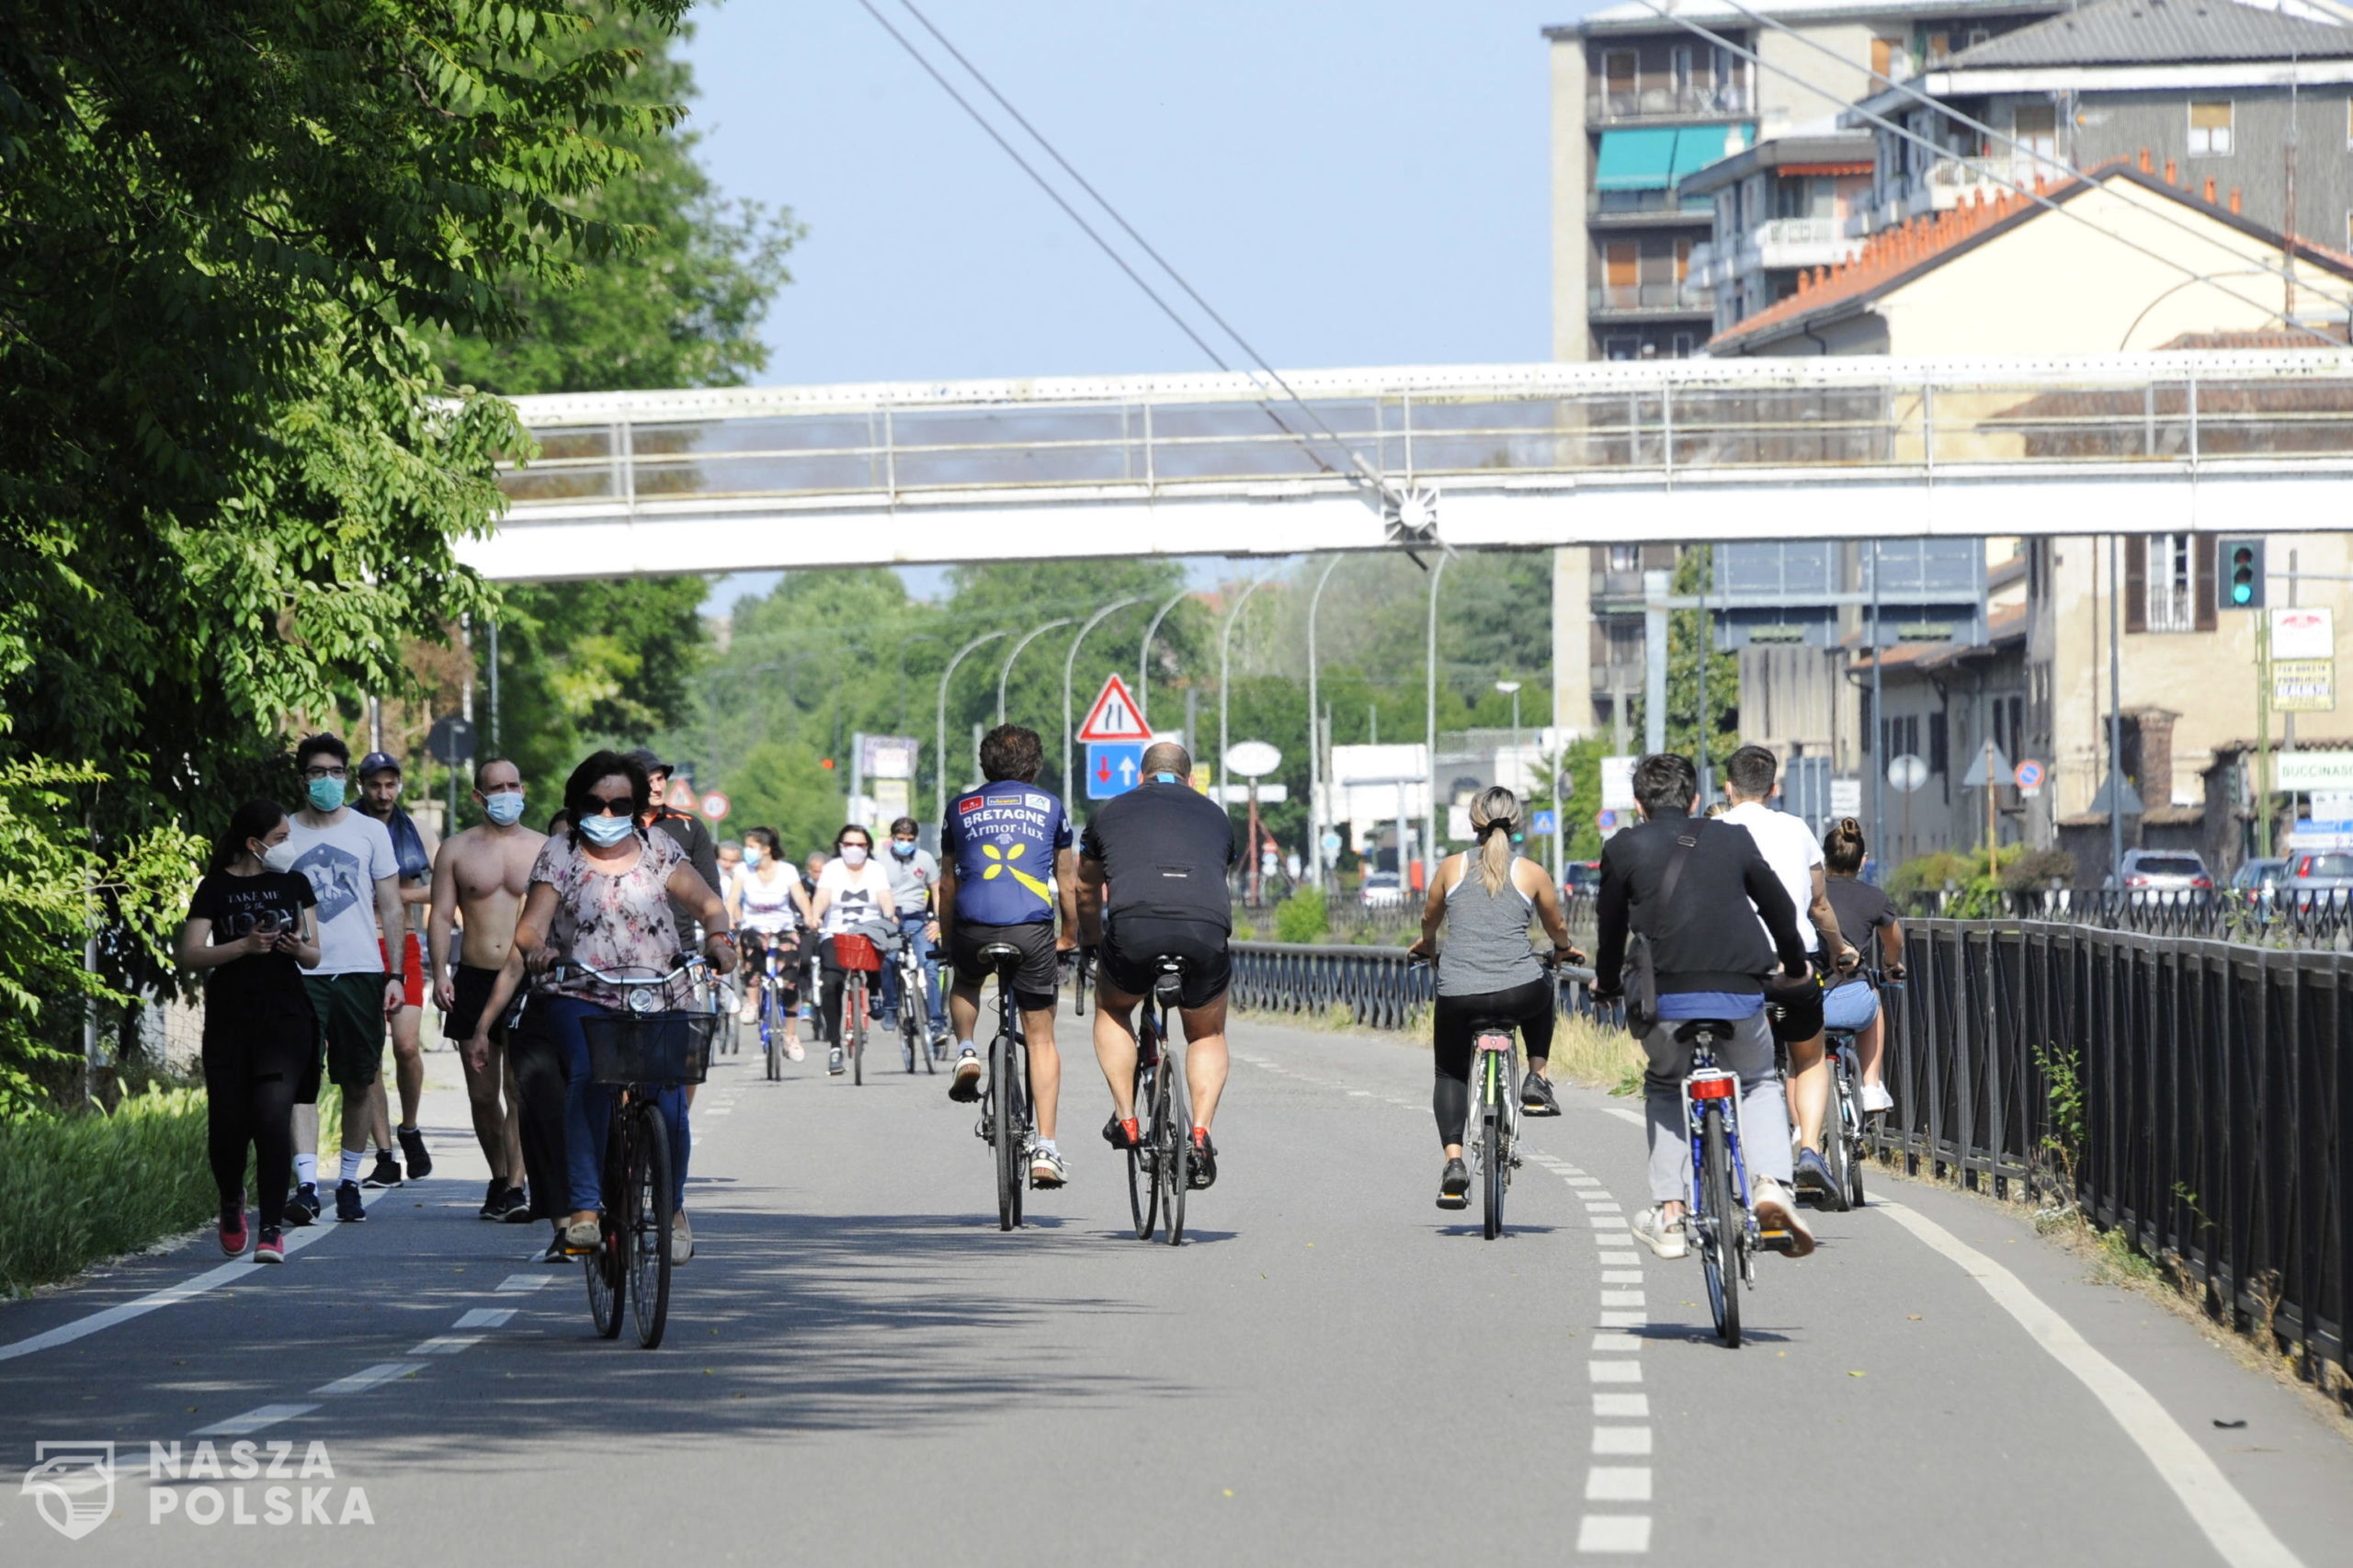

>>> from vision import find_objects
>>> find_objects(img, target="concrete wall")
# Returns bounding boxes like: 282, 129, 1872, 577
1552, 37, 1593, 363
1552, 546, 1594, 745
1756, 23, 1881, 137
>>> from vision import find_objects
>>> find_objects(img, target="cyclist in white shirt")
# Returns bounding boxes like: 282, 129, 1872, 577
809, 824, 899, 1074
728, 826, 811, 1059
1719, 744, 1856, 1201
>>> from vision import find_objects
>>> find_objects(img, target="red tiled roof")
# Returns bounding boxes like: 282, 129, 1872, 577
1711, 158, 2353, 351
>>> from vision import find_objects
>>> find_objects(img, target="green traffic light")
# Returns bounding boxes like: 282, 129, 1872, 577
2233, 582, 2254, 604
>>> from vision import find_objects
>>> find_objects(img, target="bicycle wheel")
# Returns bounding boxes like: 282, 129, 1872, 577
1127, 1041, 1157, 1241
1699, 1107, 1741, 1348
585, 1116, 626, 1340
850, 974, 866, 1085
1164, 1049, 1190, 1246
762, 988, 781, 1081
626, 1103, 674, 1349
991, 1029, 1020, 1231
1843, 1077, 1869, 1209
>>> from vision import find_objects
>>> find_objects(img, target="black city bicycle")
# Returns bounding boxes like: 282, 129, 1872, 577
895, 929, 938, 1074
1124, 956, 1192, 1245
535, 956, 714, 1351
832, 929, 885, 1085
1823, 970, 1902, 1212
972, 940, 1034, 1230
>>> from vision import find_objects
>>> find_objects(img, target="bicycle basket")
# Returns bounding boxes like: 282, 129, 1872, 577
833, 932, 884, 972
582, 1010, 715, 1086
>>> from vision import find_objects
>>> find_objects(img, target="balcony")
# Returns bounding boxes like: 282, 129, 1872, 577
1587, 190, 1716, 222
1587, 81, 1753, 124
1751, 217, 1861, 271
1849, 156, 2045, 234
1588, 281, 1713, 316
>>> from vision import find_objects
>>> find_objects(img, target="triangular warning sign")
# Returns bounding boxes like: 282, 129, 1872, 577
1077, 674, 1152, 742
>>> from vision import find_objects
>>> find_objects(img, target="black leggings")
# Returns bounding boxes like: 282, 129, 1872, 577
1431, 980, 1556, 1148
201, 1044, 300, 1219
505, 1014, 573, 1222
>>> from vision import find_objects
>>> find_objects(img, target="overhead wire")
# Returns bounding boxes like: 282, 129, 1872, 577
852, 0, 1392, 497
1629, 0, 2352, 347
1688, 0, 2353, 329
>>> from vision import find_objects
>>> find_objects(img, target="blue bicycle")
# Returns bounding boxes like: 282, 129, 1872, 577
1676, 1018, 1763, 1348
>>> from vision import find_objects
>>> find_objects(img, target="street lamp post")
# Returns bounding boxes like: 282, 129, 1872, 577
1305, 558, 1342, 885
1217, 576, 1272, 807
1423, 554, 1452, 892
998, 617, 1074, 726
1062, 596, 1145, 808
936, 631, 1008, 822
1495, 678, 1522, 778
1137, 586, 1190, 724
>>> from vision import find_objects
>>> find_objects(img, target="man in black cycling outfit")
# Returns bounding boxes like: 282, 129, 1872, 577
1077, 742, 1236, 1188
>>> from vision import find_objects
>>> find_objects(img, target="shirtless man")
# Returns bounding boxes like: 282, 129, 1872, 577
428, 758, 544, 1223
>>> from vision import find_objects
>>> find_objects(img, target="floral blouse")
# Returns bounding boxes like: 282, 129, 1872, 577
530, 830, 687, 1009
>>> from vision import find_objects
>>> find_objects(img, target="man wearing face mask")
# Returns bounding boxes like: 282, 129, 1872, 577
878, 816, 947, 1052
428, 757, 546, 1224
279, 733, 406, 1227
353, 752, 437, 1188
630, 749, 722, 941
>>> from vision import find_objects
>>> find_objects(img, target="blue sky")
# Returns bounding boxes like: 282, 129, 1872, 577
678, 0, 1593, 609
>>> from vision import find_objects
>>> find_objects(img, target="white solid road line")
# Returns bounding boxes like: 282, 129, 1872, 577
1877, 1198, 2305, 1568
0, 1221, 341, 1363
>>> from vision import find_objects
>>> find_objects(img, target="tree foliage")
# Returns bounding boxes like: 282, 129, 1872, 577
1631, 545, 1740, 770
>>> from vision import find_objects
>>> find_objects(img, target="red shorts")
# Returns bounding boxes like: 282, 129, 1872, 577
378, 932, 425, 1010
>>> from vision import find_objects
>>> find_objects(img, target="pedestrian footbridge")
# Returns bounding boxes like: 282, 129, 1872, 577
461, 352, 2353, 580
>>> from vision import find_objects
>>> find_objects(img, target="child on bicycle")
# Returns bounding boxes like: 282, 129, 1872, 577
1820, 818, 1904, 1113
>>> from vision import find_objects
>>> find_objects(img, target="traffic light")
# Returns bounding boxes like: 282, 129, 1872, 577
2219, 537, 2265, 609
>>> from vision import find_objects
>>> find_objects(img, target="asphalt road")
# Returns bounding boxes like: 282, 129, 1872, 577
3, 1005, 2348, 1565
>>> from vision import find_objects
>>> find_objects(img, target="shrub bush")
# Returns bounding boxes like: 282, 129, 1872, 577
1274, 889, 1329, 945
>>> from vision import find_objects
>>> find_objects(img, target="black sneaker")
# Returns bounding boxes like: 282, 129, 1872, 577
1102, 1115, 1142, 1151
335, 1181, 367, 1222
362, 1152, 403, 1188
397, 1127, 433, 1181
540, 1232, 570, 1264
1520, 1073, 1563, 1117
1187, 1131, 1218, 1190
1437, 1157, 1471, 1210
478, 1180, 506, 1221
495, 1187, 533, 1223
282, 1183, 320, 1227
827, 1046, 845, 1075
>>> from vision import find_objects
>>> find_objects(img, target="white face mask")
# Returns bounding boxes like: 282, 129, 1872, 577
840, 844, 870, 868
258, 839, 301, 874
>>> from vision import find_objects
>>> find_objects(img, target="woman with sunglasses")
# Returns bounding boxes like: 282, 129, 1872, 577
477, 750, 737, 1264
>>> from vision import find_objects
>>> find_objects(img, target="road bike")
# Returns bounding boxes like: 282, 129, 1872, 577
1125, 955, 1192, 1245
972, 940, 1035, 1230
832, 929, 885, 1085
894, 927, 938, 1075
1467, 1007, 1528, 1240
1676, 1018, 1768, 1349
750, 932, 799, 1081
542, 956, 715, 1351
1824, 972, 1903, 1211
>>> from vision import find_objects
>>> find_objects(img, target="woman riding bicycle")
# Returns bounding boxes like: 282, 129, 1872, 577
507, 751, 737, 1263
1820, 817, 1904, 1113
1407, 787, 1585, 1210
730, 825, 811, 1061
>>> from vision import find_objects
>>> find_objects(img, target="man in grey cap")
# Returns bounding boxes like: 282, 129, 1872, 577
355, 750, 436, 1185
630, 748, 722, 938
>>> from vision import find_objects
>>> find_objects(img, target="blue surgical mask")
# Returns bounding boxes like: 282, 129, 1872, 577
482, 791, 526, 827
742, 846, 764, 868
306, 777, 346, 812
891, 840, 916, 860
578, 812, 634, 847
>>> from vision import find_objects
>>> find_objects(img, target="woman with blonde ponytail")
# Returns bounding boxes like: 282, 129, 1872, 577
1407, 787, 1586, 1210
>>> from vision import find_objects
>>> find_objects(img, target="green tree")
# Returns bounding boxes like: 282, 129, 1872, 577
0, 0, 695, 1101
1632, 545, 1739, 768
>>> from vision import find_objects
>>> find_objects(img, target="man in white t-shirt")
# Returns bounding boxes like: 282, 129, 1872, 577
1720, 744, 1857, 1202
808, 824, 900, 1074
281, 733, 406, 1226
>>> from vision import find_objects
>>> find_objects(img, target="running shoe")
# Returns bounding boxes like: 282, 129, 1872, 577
670, 1212, 693, 1265
948, 1048, 983, 1103
397, 1127, 432, 1181
1793, 1147, 1836, 1199
1520, 1073, 1563, 1117
253, 1227, 285, 1265
784, 1038, 805, 1062
540, 1232, 570, 1264
283, 1183, 321, 1227
1752, 1176, 1816, 1258
496, 1187, 533, 1223
218, 1208, 248, 1257
335, 1181, 368, 1222
1029, 1146, 1069, 1188
738, 995, 758, 1023
827, 1046, 845, 1075
361, 1152, 403, 1188
1188, 1130, 1218, 1190
479, 1179, 507, 1221
1861, 1084, 1894, 1114
1436, 1157, 1471, 1210
1632, 1204, 1688, 1259
1101, 1115, 1142, 1151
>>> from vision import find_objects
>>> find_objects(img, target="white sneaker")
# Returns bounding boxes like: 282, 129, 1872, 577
670, 1211, 693, 1265
784, 1038, 805, 1062
1752, 1177, 1816, 1258
1632, 1204, 1688, 1259
1861, 1084, 1894, 1114
1029, 1146, 1068, 1188
738, 997, 757, 1023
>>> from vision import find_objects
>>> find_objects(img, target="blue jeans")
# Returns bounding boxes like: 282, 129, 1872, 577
542, 995, 690, 1213
879, 915, 943, 1029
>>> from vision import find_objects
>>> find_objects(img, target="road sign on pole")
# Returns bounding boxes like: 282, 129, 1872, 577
1086, 743, 1143, 800
2014, 758, 2046, 797
700, 791, 731, 822
1077, 675, 1152, 743
1529, 809, 1559, 835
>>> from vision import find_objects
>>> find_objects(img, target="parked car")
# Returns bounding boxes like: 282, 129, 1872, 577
1563, 861, 1601, 899
2104, 849, 2212, 901
1358, 871, 1405, 909
2231, 857, 2288, 902
2288, 851, 2353, 910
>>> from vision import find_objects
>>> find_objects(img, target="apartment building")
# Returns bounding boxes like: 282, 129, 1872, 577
1684, 126, 1877, 333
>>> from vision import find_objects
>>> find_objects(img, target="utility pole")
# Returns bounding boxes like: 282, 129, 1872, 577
1870, 541, 1884, 869
2109, 535, 2124, 885
2257, 601, 2275, 858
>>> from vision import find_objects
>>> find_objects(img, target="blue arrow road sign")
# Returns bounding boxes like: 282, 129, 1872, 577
1086, 743, 1143, 801
1529, 809, 1559, 835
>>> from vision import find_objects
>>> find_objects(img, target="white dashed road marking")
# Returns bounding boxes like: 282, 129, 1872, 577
311, 1361, 426, 1396
192, 1403, 320, 1437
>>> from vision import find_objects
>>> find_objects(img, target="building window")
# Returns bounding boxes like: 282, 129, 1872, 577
1671, 332, 1697, 358
2013, 104, 2058, 159
1967, 27, 1991, 47
1927, 711, 1949, 777
2144, 533, 2196, 632
1671, 44, 1693, 97
1603, 335, 1641, 361
1608, 544, 1640, 572
2188, 100, 2234, 157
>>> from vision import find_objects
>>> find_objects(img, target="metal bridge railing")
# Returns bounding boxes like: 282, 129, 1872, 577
1229, 941, 1611, 1033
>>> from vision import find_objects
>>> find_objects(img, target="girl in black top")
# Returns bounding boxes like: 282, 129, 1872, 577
176, 800, 323, 1263
1820, 818, 1904, 1114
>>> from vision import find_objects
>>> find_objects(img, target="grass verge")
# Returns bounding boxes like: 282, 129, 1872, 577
0, 1086, 215, 1298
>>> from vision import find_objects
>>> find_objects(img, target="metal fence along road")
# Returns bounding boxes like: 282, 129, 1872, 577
1229, 941, 1610, 1033
1899, 887, 2353, 950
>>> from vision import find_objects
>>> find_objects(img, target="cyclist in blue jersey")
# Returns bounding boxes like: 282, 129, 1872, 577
938, 725, 1079, 1186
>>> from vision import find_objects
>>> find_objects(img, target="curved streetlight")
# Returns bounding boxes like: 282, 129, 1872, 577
998, 617, 1074, 726
1063, 596, 1146, 808
936, 630, 1008, 822
1303, 558, 1343, 884
1137, 586, 1191, 722
1423, 553, 1452, 887
1217, 574, 1274, 807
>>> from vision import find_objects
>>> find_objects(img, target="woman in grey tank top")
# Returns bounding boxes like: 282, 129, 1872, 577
1407, 789, 1586, 1211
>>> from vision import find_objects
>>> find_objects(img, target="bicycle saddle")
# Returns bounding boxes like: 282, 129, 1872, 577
1671, 1018, 1737, 1044
977, 942, 1025, 966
